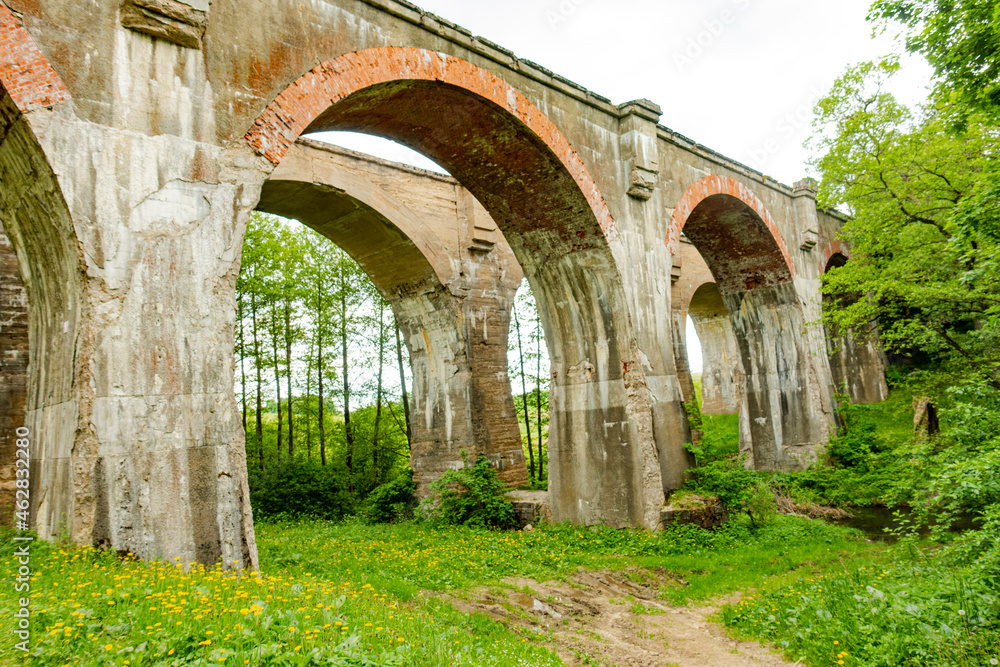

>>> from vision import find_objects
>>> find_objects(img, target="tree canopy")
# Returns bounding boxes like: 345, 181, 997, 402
811, 57, 1000, 394
870, 0, 1000, 116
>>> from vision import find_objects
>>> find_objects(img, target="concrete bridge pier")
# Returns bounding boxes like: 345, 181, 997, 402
687, 284, 740, 417
2, 94, 264, 567
725, 283, 833, 469
391, 280, 528, 492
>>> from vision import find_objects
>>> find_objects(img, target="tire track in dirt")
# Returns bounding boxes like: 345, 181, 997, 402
437, 568, 798, 666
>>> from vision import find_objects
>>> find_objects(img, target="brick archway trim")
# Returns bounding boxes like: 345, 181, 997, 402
666, 175, 795, 278
243, 46, 615, 238
0, 4, 70, 112
820, 240, 851, 271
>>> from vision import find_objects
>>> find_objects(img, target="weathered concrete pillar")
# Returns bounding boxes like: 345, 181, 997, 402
822, 252, 889, 405
826, 323, 889, 404
529, 251, 664, 529
48, 134, 265, 566
0, 10, 261, 565
392, 289, 475, 489
688, 285, 740, 416
612, 100, 693, 496
456, 186, 528, 486
724, 283, 832, 469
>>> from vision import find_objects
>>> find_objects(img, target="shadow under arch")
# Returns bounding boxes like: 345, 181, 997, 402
244, 47, 663, 529
256, 138, 529, 490
669, 176, 829, 470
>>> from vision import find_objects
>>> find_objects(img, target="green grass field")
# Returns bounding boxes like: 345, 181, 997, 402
1, 516, 881, 666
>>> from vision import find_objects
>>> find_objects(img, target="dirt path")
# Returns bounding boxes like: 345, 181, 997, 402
440, 568, 799, 667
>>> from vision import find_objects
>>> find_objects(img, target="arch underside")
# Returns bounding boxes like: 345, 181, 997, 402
682, 194, 793, 295
257, 144, 530, 490
0, 90, 83, 540
246, 49, 662, 528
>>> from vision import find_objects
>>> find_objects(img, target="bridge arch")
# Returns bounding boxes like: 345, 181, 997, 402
243, 48, 663, 529
257, 139, 529, 491
821, 240, 851, 273
667, 175, 795, 295
668, 176, 830, 470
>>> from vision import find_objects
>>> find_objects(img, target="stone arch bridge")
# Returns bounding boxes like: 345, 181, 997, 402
0, 0, 886, 568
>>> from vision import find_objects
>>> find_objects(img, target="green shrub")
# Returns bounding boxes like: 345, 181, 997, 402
686, 456, 775, 528
361, 468, 417, 523
248, 459, 354, 521
419, 454, 516, 529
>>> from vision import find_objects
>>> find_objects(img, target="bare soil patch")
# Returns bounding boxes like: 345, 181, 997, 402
437, 569, 798, 666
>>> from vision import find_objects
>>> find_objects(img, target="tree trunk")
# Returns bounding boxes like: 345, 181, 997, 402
514, 307, 535, 481
284, 298, 294, 462
305, 333, 314, 460
250, 291, 264, 472
341, 267, 354, 492
271, 303, 282, 465
372, 303, 385, 487
238, 295, 248, 433
318, 287, 326, 467
535, 326, 544, 481
395, 323, 411, 446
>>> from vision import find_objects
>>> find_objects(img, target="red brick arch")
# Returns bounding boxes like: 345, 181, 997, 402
244, 46, 615, 239
666, 175, 795, 293
667, 176, 793, 270
0, 4, 70, 111
820, 240, 851, 271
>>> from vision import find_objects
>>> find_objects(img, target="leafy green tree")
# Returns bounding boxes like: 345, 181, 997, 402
870, 0, 1000, 116
810, 59, 1000, 395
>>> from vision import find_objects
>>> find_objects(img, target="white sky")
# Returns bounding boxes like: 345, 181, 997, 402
310, 0, 934, 376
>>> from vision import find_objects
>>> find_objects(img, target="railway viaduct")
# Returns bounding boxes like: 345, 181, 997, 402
0, 0, 886, 567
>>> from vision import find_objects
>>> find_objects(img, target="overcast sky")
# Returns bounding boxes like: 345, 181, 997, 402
314, 0, 934, 372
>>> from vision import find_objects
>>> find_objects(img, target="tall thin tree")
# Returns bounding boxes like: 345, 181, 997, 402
340, 259, 355, 491
270, 302, 282, 464
513, 305, 535, 481
395, 323, 411, 446
284, 295, 294, 461
372, 300, 386, 486
535, 319, 544, 480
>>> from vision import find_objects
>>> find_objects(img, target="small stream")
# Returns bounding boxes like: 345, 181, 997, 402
829, 506, 980, 543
